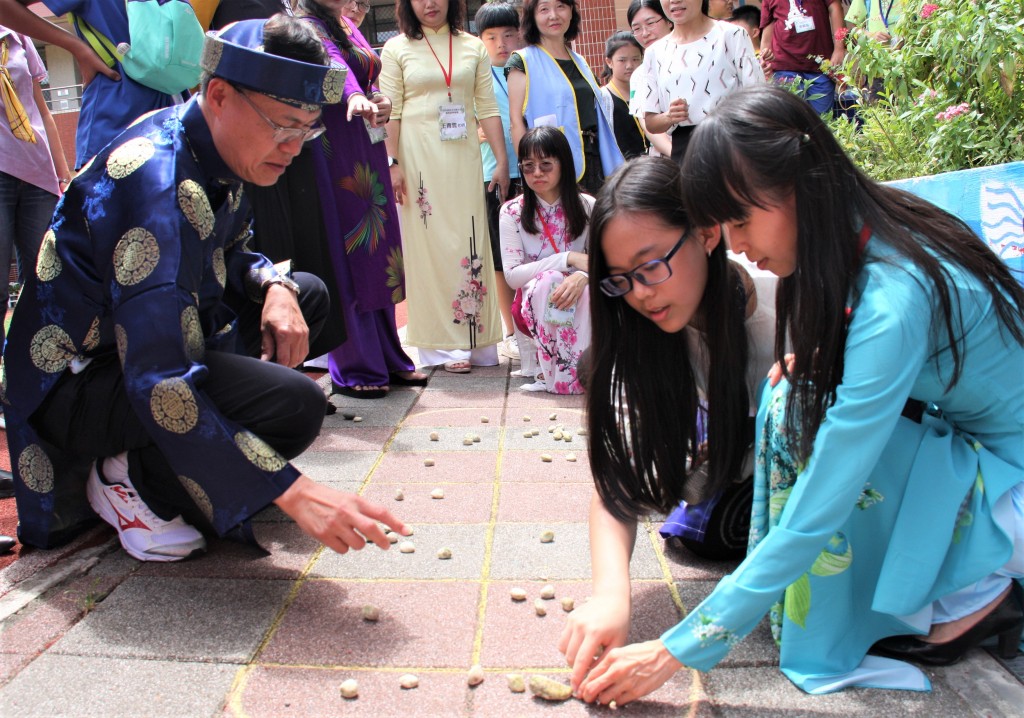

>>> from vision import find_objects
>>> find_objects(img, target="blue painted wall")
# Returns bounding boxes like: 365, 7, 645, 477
888, 161, 1024, 284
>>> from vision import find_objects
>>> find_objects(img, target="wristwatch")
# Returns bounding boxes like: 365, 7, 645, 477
387, 156, 399, 167
265, 274, 301, 296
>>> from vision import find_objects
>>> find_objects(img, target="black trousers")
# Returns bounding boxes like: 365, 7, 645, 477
30, 273, 330, 529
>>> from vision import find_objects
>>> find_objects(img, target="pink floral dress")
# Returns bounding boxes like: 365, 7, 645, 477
498, 194, 595, 394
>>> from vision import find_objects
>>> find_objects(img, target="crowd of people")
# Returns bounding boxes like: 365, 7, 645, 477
0, 0, 1020, 708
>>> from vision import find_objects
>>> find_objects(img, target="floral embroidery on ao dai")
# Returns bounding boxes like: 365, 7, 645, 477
498, 194, 595, 394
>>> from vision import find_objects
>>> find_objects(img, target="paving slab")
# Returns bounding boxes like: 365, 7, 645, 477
500, 450, 593, 483
135, 522, 319, 580
259, 580, 480, 667
663, 539, 742, 581
327, 388, 421, 414
291, 450, 381, 484
415, 389, 511, 409
322, 401, 414, 428
51, 576, 292, 663
373, 450, 499, 484
363, 482, 495, 524
0, 653, 31, 684
502, 426, 587, 451
702, 666, 974, 716
488, 523, 663, 580
497, 482, 595, 523
468, 668, 713, 717
0, 654, 238, 717
307, 427, 396, 452
310, 524, 489, 580
424, 374, 511, 392
390, 425, 502, 452
0, 573, 122, 656
505, 392, 586, 409
403, 407, 509, 427
235, 666, 477, 717
479, 581, 680, 668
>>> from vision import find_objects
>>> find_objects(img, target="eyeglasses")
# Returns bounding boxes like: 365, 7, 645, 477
520, 159, 557, 175
345, 0, 371, 10
233, 86, 325, 144
630, 17, 667, 35
599, 231, 688, 297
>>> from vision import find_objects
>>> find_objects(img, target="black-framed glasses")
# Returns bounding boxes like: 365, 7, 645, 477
233, 86, 325, 144
630, 17, 668, 35
599, 231, 689, 297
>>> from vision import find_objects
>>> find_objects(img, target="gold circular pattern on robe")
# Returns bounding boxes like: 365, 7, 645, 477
106, 137, 156, 180
29, 325, 76, 374
235, 431, 286, 472
36, 229, 62, 282
178, 180, 214, 240
150, 378, 199, 434
232, 221, 253, 251
18, 444, 55, 494
113, 228, 161, 286
178, 476, 214, 522
212, 247, 226, 288
181, 305, 205, 362
229, 186, 244, 214
115, 324, 128, 363
82, 316, 101, 352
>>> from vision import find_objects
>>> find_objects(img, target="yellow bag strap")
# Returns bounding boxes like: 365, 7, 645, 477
67, 12, 121, 69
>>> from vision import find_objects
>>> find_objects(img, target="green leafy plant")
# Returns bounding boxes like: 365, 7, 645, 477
829, 0, 1024, 180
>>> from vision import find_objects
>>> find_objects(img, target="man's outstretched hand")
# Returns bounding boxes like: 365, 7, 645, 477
274, 476, 410, 553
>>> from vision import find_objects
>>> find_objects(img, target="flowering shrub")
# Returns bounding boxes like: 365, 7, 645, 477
829, 0, 1024, 180
934, 102, 971, 121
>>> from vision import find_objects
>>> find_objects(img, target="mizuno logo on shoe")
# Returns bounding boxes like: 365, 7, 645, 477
104, 494, 151, 531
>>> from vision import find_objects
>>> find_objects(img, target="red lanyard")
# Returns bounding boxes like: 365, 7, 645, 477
536, 208, 563, 254
423, 31, 454, 102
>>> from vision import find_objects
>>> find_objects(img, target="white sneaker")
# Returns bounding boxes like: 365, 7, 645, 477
498, 335, 521, 362
86, 454, 206, 562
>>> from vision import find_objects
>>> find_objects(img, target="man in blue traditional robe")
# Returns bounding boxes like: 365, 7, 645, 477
1, 17, 409, 561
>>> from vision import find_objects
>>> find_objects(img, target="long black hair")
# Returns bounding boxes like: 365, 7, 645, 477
520, 0, 581, 45
397, 0, 466, 39
518, 126, 589, 238
681, 85, 1024, 464
587, 157, 751, 522
297, 0, 354, 53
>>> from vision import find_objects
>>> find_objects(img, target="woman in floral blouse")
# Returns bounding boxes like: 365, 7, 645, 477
499, 126, 594, 394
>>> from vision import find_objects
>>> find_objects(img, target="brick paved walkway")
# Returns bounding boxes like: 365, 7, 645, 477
0, 359, 1021, 716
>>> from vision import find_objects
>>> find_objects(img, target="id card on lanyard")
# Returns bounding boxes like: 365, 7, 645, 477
425, 32, 468, 141
790, 0, 816, 32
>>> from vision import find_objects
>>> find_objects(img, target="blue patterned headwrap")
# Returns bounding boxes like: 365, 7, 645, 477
200, 18, 345, 110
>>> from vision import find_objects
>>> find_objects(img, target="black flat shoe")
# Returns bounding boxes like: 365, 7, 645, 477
871, 581, 1023, 666
388, 372, 429, 387
0, 535, 15, 555
0, 470, 13, 499
331, 382, 388, 400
